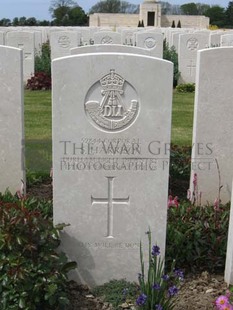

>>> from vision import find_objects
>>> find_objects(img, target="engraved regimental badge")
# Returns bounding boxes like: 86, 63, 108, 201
84, 70, 139, 132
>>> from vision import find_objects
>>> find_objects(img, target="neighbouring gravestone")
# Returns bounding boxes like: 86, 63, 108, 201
0, 32, 4, 45
136, 32, 163, 58
0, 45, 25, 194
50, 31, 81, 60
225, 182, 233, 285
70, 44, 152, 56
221, 34, 233, 47
5, 31, 35, 81
80, 28, 91, 45
93, 31, 121, 45
178, 33, 209, 84
52, 52, 173, 286
190, 47, 233, 205
121, 29, 137, 45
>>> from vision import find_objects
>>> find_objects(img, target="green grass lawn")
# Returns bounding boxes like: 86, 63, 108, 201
25, 90, 52, 174
171, 91, 195, 146
24, 89, 195, 173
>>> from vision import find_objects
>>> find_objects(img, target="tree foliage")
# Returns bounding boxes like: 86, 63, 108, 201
180, 3, 198, 15
49, 0, 87, 25
180, 2, 213, 15
89, 0, 139, 14
225, 1, 233, 26
204, 5, 226, 27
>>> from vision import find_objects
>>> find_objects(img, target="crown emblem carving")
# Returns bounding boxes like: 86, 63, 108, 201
85, 69, 139, 132
100, 70, 125, 93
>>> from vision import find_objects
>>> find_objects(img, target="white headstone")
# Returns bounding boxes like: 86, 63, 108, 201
0, 31, 5, 45
5, 31, 35, 81
209, 32, 223, 47
50, 31, 81, 60
121, 29, 137, 45
0, 45, 25, 194
221, 34, 233, 47
93, 31, 121, 45
178, 33, 209, 84
80, 28, 91, 45
136, 32, 163, 58
190, 47, 233, 204
225, 181, 233, 285
70, 44, 152, 56
52, 52, 173, 286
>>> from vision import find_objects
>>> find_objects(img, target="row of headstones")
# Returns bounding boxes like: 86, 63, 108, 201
1, 43, 233, 286
48, 28, 233, 85
1, 27, 233, 85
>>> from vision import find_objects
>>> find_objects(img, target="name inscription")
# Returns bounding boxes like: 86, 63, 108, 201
78, 241, 140, 249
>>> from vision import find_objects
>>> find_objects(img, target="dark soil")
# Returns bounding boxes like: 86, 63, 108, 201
27, 180, 227, 310
66, 272, 228, 310
27, 178, 53, 200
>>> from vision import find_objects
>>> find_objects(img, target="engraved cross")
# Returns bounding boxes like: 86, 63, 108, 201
187, 60, 196, 76
91, 177, 130, 239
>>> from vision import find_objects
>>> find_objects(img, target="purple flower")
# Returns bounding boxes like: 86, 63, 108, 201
155, 305, 163, 310
136, 293, 147, 306
168, 285, 179, 297
174, 269, 184, 280
152, 245, 160, 256
152, 283, 161, 290
162, 274, 169, 281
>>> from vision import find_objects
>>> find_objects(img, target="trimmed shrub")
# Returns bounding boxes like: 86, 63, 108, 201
163, 40, 180, 87
176, 83, 195, 93
26, 72, 51, 90
35, 41, 51, 76
27, 41, 51, 90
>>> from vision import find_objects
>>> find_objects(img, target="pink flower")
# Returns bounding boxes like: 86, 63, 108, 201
168, 195, 179, 208
193, 173, 197, 188
214, 198, 220, 211
221, 305, 233, 310
215, 295, 229, 309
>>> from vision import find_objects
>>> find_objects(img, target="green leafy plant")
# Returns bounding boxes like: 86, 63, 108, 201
166, 202, 230, 273
0, 190, 53, 219
26, 170, 50, 187
0, 199, 77, 310
35, 41, 51, 76
27, 41, 51, 90
92, 279, 138, 309
169, 144, 191, 199
176, 83, 195, 93
163, 40, 180, 87
136, 230, 183, 310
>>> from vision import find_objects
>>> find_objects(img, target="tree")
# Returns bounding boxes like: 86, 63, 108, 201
68, 6, 88, 25
12, 17, 19, 26
18, 16, 27, 26
89, 0, 139, 14
25, 17, 38, 26
49, 0, 87, 26
196, 3, 210, 15
225, 1, 233, 26
0, 18, 11, 26
180, 3, 198, 15
160, 2, 172, 15
204, 5, 225, 27
49, 0, 76, 15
